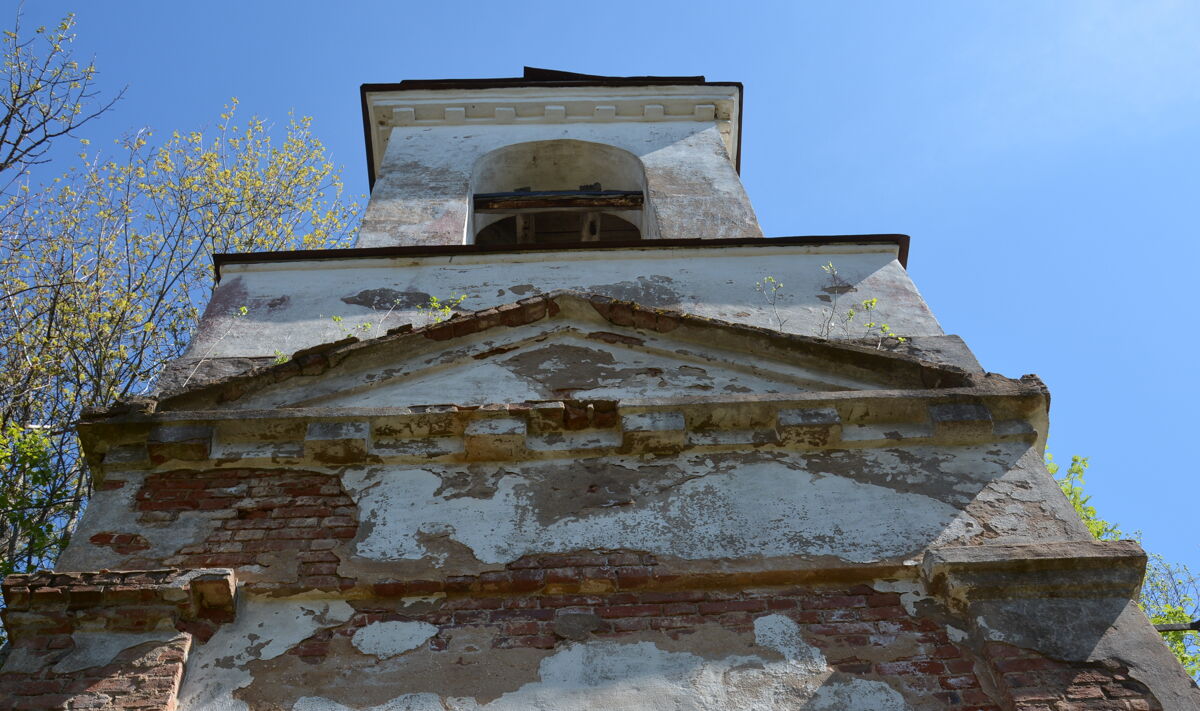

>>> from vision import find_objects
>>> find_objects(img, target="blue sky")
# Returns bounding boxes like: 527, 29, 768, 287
11, 1, 1200, 574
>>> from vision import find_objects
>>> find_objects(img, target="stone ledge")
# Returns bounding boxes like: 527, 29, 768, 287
90, 291, 982, 417
922, 541, 1146, 607
2, 568, 237, 635
82, 390, 1043, 473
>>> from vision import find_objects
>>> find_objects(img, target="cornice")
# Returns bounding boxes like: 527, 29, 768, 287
362, 84, 742, 186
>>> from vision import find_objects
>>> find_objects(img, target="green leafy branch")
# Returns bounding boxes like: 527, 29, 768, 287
1048, 452, 1199, 679
417, 293, 467, 325
755, 276, 788, 330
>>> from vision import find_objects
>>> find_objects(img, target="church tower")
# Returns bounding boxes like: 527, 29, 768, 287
3, 68, 1197, 710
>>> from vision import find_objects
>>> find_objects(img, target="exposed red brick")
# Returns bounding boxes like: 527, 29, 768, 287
0, 570, 240, 711
596, 604, 661, 618
697, 599, 767, 615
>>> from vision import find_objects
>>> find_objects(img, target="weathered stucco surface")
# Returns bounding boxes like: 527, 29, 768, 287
360, 108, 757, 246
284, 614, 910, 711
219, 310, 911, 411
48, 276, 1192, 706
176, 597, 354, 711
185, 243, 940, 362
344, 445, 1021, 569
10, 74, 1199, 711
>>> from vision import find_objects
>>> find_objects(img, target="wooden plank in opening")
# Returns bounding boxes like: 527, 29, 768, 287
474, 190, 643, 211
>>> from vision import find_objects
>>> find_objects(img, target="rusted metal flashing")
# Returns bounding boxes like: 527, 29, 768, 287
212, 234, 912, 282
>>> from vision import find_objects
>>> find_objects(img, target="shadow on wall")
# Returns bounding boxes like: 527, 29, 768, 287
470, 139, 653, 245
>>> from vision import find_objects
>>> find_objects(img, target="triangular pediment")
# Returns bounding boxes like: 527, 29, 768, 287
151, 292, 971, 413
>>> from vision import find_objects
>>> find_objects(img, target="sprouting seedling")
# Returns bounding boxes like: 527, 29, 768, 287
417, 294, 468, 324
854, 297, 906, 348
327, 313, 375, 340
818, 262, 851, 338
818, 262, 906, 348
755, 276, 788, 329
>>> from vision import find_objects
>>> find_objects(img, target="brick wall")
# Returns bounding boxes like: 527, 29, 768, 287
1, 635, 190, 711
0, 570, 235, 711
983, 642, 1162, 710
286, 584, 996, 709
52, 470, 1167, 710
266, 583, 1164, 710
127, 468, 358, 591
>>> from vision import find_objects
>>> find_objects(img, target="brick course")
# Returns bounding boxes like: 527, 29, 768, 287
0, 569, 235, 711
133, 469, 358, 591
0, 635, 191, 711
288, 585, 995, 709
982, 642, 1163, 710
48, 468, 1169, 710
264, 584, 1164, 710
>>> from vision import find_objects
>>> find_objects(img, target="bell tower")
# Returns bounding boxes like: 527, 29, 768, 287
358, 67, 758, 247
3, 68, 1196, 710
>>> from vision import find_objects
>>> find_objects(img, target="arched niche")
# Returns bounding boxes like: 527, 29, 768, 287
469, 139, 653, 245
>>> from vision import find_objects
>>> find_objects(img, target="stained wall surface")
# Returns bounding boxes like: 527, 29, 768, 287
4, 76, 1199, 711
358, 83, 755, 247
10, 288, 1187, 709
182, 241, 943, 365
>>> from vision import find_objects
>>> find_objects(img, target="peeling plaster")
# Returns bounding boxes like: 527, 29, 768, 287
56, 470, 221, 572
870, 579, 930, 617
193, 249, 940, 360
351, 621, 439, 660
753, 614, 824, 670
295, 697, 441, 711
343, 451, 990, 566
177, 597, 354, 711
291, 617, 910, 710
244, 323, 885, 411
1, 630, 181, 676
53, 630, 180, 674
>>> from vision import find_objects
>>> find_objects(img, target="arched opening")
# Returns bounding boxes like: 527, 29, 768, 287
476, 212, 641, 246
470, 140, 651, 245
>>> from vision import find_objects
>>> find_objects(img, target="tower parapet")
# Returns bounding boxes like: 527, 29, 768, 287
359, 68, 758, 247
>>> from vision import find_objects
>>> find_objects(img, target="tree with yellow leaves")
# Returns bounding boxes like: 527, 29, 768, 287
0, 12, 359, 580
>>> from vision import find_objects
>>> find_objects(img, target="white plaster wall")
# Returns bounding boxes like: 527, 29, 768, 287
352, 621, 439, 660
189, 244, 939, 360
177, 597, 354, 711
339, 444, 1028, 569
360, 120, 758, 246
289, 615, 910, 711
472, 140, 645, 193
229, 324, 891, 410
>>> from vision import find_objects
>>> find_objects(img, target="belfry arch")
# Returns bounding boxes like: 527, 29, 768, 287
469, 139, 653, 245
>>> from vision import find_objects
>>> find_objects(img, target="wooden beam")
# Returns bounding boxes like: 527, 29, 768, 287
515, 214, 535, 244
474, 190, 643, 211
581, 211, 600, 242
